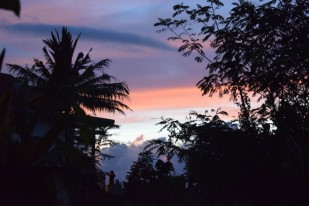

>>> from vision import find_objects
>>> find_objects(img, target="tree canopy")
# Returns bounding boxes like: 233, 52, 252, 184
8, 27, 130, 116
155, 0, 309, 132
139, 0, 309, 205
1, 27, 130, 205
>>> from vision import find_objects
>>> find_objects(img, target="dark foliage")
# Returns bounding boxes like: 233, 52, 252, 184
124, 151, 186, 206
1, 28, 129, 205
155, 0, 309, 133
152, 2, 309, 203
1, 1, 309, 205
0, 0, 20, 16
146, 109, 309, 205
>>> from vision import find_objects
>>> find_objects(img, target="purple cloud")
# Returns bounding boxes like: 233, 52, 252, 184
100, 136, 184, 182
4, 23, 174, 51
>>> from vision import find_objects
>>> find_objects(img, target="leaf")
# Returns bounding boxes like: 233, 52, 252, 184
0, 0, 21, 16
0, 48, 5, 71
195, 56, 203, 63
167, 36, 180, 41
212, 114, 220, 122
218, 111, 228, 116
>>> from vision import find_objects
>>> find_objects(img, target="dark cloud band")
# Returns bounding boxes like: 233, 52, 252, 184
5, 23, 174, 51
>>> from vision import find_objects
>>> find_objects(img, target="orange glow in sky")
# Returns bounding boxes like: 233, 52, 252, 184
126, 86, 233, 111
98, 86, 240, 143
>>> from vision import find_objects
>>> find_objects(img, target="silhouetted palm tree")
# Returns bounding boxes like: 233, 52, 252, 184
5, 27, 130, 204
8, 27, 130, 117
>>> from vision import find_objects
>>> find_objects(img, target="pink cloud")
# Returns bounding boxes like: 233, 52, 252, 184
130, 135, 145, 147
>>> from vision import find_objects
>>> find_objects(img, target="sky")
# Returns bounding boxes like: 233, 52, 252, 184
1, 0, 248, 181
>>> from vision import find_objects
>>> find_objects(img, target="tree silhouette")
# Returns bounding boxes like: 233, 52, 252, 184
126, 151, 156, 184
3, 27, 130, 205
154, 2, 309, 202
154, 0, 309, 133
146, 106, 309, 205
8, 27, 130, 118
124, 151, 186, 205
7, 27, 130, 163
155, 159, 174, 179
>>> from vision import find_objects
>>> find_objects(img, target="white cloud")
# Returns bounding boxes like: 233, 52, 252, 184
100, 136, 184, 182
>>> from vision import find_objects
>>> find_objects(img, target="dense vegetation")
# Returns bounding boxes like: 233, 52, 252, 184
0, 28, 130, 205
125, 0, 309, 205
1, 0, 308, 205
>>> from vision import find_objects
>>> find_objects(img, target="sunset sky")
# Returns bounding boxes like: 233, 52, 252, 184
1, 0, 244, 180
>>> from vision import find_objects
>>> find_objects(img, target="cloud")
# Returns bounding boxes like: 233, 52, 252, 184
131, 134, 145, 146
100, 136, 149, 182
4, 23, 174, 51
100, 136, 184, 182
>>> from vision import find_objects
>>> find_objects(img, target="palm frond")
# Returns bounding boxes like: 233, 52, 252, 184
78, 95, 131, 115
92, 59, 111, 70
74, 67, 96, 85
75, 73, 114, 87
42, 47, 55, 68
7, 64, 46, 86
71, 50, 92, 74
71, 32, 81, 55
72, 52, 85, 70
0, 48, 5, 71
33, 58, 51, 81
78, 82, 130, 101
8, 27, 131, 118
43, 30, 60, 61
